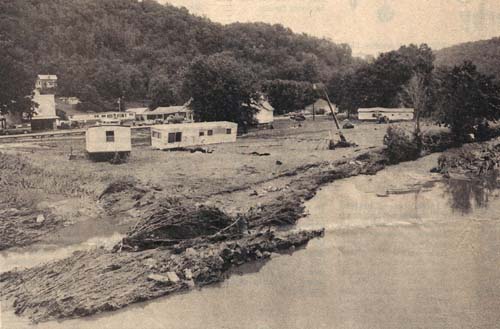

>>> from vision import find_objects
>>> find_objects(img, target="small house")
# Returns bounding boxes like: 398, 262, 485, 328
126, 107, 149, 122
31, 91, 58, 131
251, 99, 274, 126
358, 108, 414, 121
145, 105, 194, 123
151, 121, 237, 150
35, 75, 58, 94
85, 125, 132, 160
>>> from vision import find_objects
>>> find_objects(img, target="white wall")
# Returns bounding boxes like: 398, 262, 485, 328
86, 126, 132, 153
151, 122, 237, 149
255, 109, 273, 124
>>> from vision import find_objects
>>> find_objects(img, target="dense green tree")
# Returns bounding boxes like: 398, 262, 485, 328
438, 61, 500, 141
328, 44, 435, 115
1, 0, 356, 110
183, 54, 259, 128
263, 80, 315, 114
0, 42, 36, 117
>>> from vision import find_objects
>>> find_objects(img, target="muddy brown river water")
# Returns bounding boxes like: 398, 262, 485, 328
2, 154, 500, 329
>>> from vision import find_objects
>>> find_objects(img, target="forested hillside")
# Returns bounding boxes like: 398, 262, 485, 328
0, 0, 356, 110
435, 37, 500, 79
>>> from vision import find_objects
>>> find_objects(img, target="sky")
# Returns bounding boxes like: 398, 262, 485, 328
158, 0, 500, 56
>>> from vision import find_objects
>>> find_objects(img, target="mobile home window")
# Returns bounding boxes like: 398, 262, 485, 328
226, 128, 232, 134
207, 130, 213, 136
199, 131, 205, 136
106, 131, 115, 142
168, 132, 182, 143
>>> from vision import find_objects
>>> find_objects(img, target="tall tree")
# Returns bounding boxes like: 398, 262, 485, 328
183, 53, 259, 128
438, 61, 500, 141
263, 80, 315, 114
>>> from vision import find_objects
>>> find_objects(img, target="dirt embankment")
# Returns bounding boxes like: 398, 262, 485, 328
433, 139, 500, 178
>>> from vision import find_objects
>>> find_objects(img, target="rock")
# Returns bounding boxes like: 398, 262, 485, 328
36, 214, 45, 223
147, 274, 170, 284
185, 248, 197, 257
255, 250, 263, 258
143, 258, 158, 269
166, 272, 180, 283
184, 269, 193, 280
343, 121, 355, 129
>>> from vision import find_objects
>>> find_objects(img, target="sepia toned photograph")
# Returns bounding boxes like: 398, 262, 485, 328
1, 0, 500, 328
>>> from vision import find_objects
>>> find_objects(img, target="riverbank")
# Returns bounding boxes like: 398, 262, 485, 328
0, 119, 474, 323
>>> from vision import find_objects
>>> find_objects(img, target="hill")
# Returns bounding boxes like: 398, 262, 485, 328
1, 0, 356, 109
435, 37, 500, 79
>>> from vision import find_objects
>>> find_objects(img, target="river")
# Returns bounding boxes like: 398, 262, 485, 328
2, 153, 500, 329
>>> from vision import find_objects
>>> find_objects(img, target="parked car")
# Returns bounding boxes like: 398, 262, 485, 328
290, 114, 306, 121
0, 123, 31, 135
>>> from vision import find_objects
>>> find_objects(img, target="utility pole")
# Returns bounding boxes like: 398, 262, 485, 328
313, 83, 346, 145
313, 84, 341, 130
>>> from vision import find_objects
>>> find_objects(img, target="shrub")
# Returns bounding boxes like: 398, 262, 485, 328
383, 126, 421, 164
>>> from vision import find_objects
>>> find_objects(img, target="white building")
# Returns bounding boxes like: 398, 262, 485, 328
151, 121, 237, 150
126, 107, 149, 121
251, 99, 274, 125
85, 125, 132, 160
69, 112, 135, 126
35, 75, 58, 92
31, 91, 58, 131
145, 106, 193, 122
357, 108, 414, 121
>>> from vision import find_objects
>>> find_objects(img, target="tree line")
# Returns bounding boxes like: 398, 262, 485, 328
1, 0, 499, 141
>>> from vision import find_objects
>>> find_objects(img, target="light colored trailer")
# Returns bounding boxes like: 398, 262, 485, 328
85, 125, 132, 160
358, 108, 414, 122
151, 121, 238, 150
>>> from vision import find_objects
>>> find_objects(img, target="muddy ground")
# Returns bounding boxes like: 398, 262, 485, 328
1, 118, 452, 323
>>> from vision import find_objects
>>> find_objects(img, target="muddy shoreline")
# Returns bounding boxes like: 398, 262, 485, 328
0, 146, 389, 323
2, 130, 499, 324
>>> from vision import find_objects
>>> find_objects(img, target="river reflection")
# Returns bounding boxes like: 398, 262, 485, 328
443, 171, 499, 214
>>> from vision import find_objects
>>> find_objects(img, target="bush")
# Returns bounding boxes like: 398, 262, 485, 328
383, 126, 421, 164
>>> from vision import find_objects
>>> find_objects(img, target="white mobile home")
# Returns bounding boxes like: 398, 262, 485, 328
358, 108, 414, 121
85, 125, 132, 160
151, 122, 237, 150
69, 111, 135, 126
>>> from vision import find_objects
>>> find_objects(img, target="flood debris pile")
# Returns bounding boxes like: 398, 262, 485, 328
434, 142, 500, 177
0, 199, 323, 323
98, 178, 162, 214
118, 204, 236, 251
